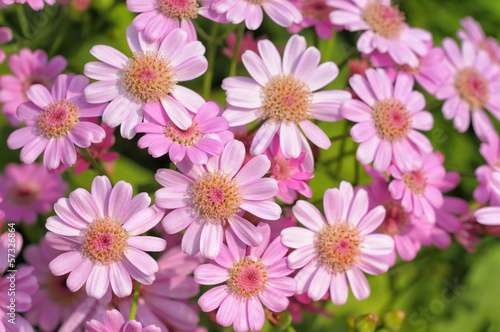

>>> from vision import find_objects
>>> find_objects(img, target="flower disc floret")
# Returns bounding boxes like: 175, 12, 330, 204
372, 98, 412, 142
262, 73, 313, 124
228, 256, 269, 298
315, 220, 364, 274
158, 0, 199, 19
122, 51, 177, 103
38, 99, 80, 139
165, 122, 202, 146
82, 217, 129, 265
362, 1, 405, 39
454, 67, 489, 110
191, 171, 243, 223
403, 169, 427, 195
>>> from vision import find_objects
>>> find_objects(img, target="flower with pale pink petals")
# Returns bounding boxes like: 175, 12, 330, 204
222, 34, 350, 159
435, 38, 500, 140
195, 223, 297, 332
155, 140, 281, 259
288, 0, 340, 39
46, 176, 167, 299
341, 69, 434, 173
329, 0, 431, 67
84, 26, 207, 139
85, 309, 160, 332
136, 101, 233, 164
0, 163, 67, 224
0, 27, 12, 64
1, 0, 55, 10
0, 48, 67, 126
458, 16, 500, 64
474, 132, 500, 205
281, 181, 394, 305
7, 74, 107, 170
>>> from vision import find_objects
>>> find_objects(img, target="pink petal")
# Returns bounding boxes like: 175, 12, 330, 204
346, 267, 370, 301
228, 214, 263, 247
194, 263, 229, 285
292, 200, 326, 232
200, 223, 223, 259
109, 262, 132, 297
86, 265, 110, 298
198, 285, 229, 312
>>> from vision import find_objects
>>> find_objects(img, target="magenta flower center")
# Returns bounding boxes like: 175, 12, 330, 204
403, 169, 427, 195
22, 75, 50, 100
302, 0, 333, 20
455, 67, 489, 110
228, 257, 268, 298
82, 217, 129, 265
37, 99, 80, 139
47, 275, 83, 305
8, 182, 40, 206
123, 51, 177, 103
316, 220, 363, 273
271, 157, 294, 181
158, 0, 198, 19
377, 200, 407, 236
262, 74, 313, 124
165, 121, 202, 146
191, 171, 242, 223
362, 1, 405, 39
372, 98, 412, 142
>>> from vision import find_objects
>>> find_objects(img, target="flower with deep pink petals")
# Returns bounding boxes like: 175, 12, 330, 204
46, 176, 167, 299
195, 223, 297, 332
0, 163, 67, 224
458, 16, 500, 64
85, 309, 160, 332
223, 32, 265, 64
84, 26, 208, 139
0, 48, 67, 126
474, 132, 500, 205
155, 140, 281, 259
340, 69, 434, 173
435, 38, 500, 140
136, 101, 233, 164
222, 34, 351, 159
7, 74, 107, 170
281, 181, 394, 305
288, 0, 340, 39
329, 0, 431, 67
0, 27, 12, 64
1, 0, 55, 10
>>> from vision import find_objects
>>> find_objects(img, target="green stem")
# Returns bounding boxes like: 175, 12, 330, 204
320, 30, 336, 61
78, 147, 109, 177
16, 5, 30, 38
229, 23, 245, 77
192, 20, 212, 42
128, 281, 141, 321
337, 47, 357, 73
329, 132, 351, 141
287, 326, 297, 332
202, 22, 219, 100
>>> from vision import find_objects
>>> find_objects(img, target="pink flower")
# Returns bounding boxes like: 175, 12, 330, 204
474, 132, 500, 205
0, 163, 67, 224
329, 0, 431, 67
136, 101, 233, 164
0, 27, 12, 64
341, 69, 434, 173
46, 176, 167, 299
288, 0, 340, 39
263, 136, 313, 204
0, 48, 67, 126
281, 181, 394, 305
7, 74, 107, 170
85, 309, 161, 332
211, 0, 302, 30
223, 32, 265, 64
388, 152, 446, 223
113, 246, 202, 331
435, 38, 500, 140
195, 223, 297, 332
1, 0, 55, 10
475, 206, 500, 226
222, 34, 350, 159
458, 16, 500, 64
155, 140, 281, 259
84, 26, 208, 139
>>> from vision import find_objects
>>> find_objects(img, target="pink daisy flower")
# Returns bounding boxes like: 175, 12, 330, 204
1, 0, 55, 10
263, 136, 313, 204
195, 223, 297, 332
340, 69, 434, 173
7, 74, 107, 170
155, 140, 281, 259
458, 16, 500, 64
136, 101, 233, 164
0, 48, 67, 126
474, 132, 500, 205
0, 163, 67, 224
113, 246, 202, 331
435, 38, 500, 140
329, 0, 431, 67
46, 176, 167, 299
211, 0, 302, 30
0, 27, 12, 64
222, 34, 351, 159
84, 26, 208, 139
85, 309, 160, 332
388, 152, 446, 223
281, 181, 394, 304
288, 0, 340, 39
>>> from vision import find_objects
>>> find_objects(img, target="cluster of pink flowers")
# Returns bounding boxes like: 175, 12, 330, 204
1, 0, 500, 331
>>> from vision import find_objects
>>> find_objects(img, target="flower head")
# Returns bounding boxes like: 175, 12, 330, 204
458, 16, 500, 64
288, 0, 340, 39
85, 309, 161, 332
